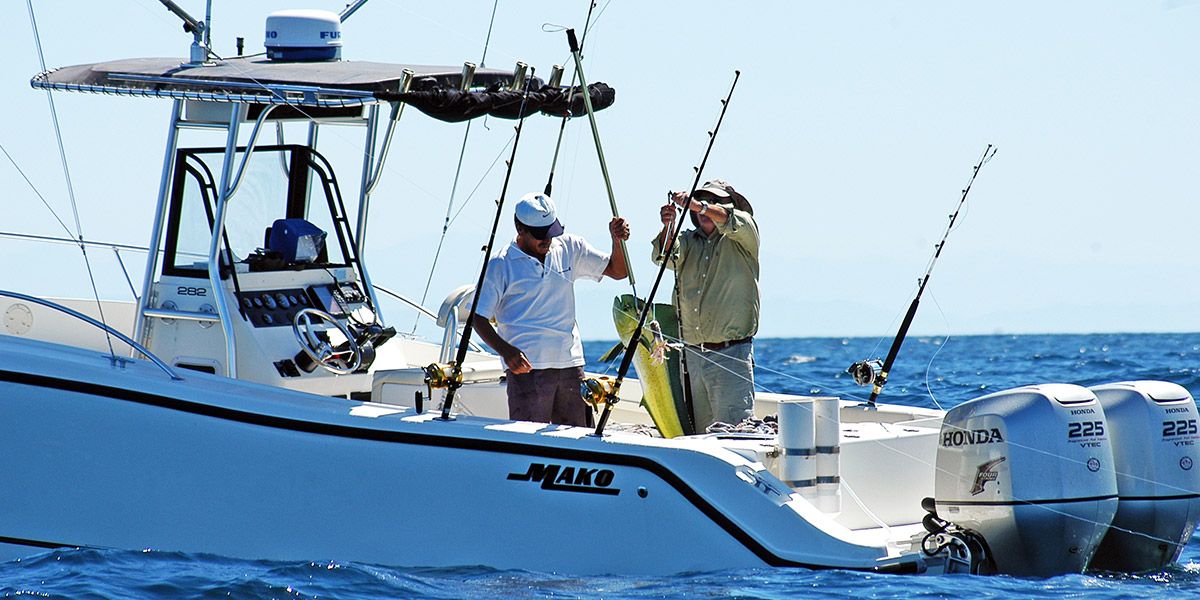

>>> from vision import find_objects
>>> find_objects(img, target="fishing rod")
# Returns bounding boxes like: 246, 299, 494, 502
543, 1, 597, 197
436, 69, 537, 421
590, 71, 741, 437
848, 144, 997, 408
560, 27, 637, 298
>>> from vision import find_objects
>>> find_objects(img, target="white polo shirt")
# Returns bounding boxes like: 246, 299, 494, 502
475, 233, 610, 369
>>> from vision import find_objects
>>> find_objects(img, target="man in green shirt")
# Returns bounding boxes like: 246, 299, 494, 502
651, 179, 760, 432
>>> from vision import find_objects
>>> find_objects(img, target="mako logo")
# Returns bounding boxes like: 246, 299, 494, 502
942, 428, 1004, 447
507, 463, 620, 495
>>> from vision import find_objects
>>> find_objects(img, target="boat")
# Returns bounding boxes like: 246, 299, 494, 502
2, 3, 1198, 577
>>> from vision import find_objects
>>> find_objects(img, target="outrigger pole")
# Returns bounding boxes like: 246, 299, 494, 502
591, 71, 741, 437
561, 27, 637, 298
850, 144, 997, 408
438, 69, 538, 421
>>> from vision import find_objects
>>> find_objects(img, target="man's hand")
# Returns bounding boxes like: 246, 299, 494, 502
668, 191, 689, 209
472, 318, 532, 375
609, 217, 630, 241
502, 347, 533, 374
660, 202, 678, 227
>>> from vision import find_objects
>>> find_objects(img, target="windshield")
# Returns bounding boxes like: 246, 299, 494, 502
163, 145, 350, 277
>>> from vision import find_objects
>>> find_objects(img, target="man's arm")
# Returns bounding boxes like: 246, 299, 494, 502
602, 216, 630, 280
691, 201, 729, 226
709, 204, 759, 255
471, 317, 532, 374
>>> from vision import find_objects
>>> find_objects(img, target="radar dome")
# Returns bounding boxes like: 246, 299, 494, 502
265, 9, 342, 62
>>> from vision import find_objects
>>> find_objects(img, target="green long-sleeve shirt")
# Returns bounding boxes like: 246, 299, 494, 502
651, 207, 760, 345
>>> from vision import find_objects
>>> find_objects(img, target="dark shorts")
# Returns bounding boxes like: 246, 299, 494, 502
506, 366, 593, 427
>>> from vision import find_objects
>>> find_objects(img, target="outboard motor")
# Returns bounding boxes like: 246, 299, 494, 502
1088, 381, 1200, 572
934, 383, 1118, 576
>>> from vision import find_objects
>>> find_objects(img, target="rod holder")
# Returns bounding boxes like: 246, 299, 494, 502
778, 399, 817, 495
547, 64, 564, 88
510, 62, 529, 91
390, 69, 415, 119
813, 397, 842, 514
460, 62, 477, 92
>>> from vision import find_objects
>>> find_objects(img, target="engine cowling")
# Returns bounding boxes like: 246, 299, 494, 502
1088, 381, 1200, 572
934, 383, 1118, 576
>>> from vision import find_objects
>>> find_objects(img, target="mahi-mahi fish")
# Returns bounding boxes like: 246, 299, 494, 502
601, 294, 693, 438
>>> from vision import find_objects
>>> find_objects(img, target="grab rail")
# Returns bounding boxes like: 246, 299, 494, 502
142, 307, 219, 323
372, 284, 484, 354
0, 290, 183, 381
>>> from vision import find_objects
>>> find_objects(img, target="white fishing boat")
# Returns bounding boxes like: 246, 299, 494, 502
2, 3, 1198, 577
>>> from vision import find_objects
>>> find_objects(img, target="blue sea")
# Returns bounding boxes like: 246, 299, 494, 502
3, 333, 1200, 599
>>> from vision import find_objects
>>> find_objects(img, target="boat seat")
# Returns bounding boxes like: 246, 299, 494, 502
436, 284, 475, 328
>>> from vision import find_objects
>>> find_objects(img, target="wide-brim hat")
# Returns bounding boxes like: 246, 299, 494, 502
694, 179, 752, 215
514, 192, 564, 239
689, 179, 753, 228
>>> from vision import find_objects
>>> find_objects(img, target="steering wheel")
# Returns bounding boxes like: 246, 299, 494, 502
291, 307, 363, 375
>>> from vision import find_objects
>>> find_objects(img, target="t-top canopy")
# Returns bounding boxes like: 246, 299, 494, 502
31, 56, 615, 122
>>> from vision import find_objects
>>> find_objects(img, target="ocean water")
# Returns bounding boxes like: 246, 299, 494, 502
3, 333, 1199, 599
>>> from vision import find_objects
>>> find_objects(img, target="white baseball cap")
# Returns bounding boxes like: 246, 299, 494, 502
514, 192, 565, 239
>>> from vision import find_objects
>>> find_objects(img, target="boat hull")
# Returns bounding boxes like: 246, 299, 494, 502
0, 337, 898, 574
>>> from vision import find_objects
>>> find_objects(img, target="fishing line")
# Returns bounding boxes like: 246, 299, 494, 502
865, 280, 922, 367
611, 302, 876, 402
148, 41, 529, 366
0, 142, 145, 302
413, 0, 503, 331
195, 48, 447, 202
852, 144, 997, 407
0, 141, 74, 239
612, 327, 1186, 547
76, 14, 1181, 548
610, 303, 870, 403
592, 71, 741, 437
26, 0, 119, 362
446, 135, 517, 228
118, 3, 593, 341
440, 70, 539, 420
868, 425, 1189, 549
561, 26, 637, 298
373, 0, 522, 65
923, 290, 952, 411
542, 0, 597, 197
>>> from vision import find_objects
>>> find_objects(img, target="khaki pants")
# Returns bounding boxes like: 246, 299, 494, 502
685, 341, 755, 432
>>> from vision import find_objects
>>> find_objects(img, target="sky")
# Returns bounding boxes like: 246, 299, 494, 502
1, 1, 1199, 341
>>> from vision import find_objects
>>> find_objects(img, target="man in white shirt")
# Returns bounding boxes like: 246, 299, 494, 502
473, 192, 630, 426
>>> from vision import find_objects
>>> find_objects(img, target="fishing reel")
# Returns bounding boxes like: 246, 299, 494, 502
581, 376, 619, 410
847, 359, 883, 387
423, 362, 462, 389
